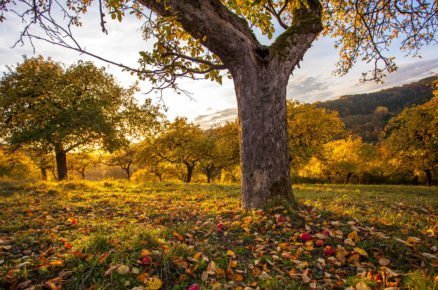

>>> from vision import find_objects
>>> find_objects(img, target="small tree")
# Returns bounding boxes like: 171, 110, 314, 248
287, 101, 345, 172
101, 146, 138, 180
0, 57, 161, 180
69, 152, 98, 179
198, 121, 241, 183
320, 137, 365, 183
0, 146, 38, 180
153, 118, 206, 183
383, 97, 438, 186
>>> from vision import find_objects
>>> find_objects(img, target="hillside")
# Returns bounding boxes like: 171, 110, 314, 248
318, 76, 437, 142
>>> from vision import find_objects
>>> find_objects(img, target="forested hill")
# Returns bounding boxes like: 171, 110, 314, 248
317, 76, 437, 142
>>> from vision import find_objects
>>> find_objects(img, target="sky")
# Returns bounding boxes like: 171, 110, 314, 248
0, 4, 437, 128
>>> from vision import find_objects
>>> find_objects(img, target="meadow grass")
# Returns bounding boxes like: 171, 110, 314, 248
0, 181, 436, 289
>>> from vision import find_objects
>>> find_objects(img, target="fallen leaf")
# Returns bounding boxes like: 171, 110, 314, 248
356, 281, 371, 290
117, 265, 130, 275
146, 276, 162, 290
301, 269, 311, 283
354, 247, 368, 257
49, 260, 64, 267
226, 250, 236, 258
172, 232, 184, 241
379, 257, 391, 266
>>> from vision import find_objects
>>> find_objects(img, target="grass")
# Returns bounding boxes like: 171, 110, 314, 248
0, 181, 437, 289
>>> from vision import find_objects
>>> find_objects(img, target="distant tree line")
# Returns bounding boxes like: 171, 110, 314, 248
0, 58, 436, 186
318, 76, 436, 143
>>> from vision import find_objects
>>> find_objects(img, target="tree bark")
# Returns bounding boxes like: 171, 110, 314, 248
55, 147, 68, 181
233, 60, 293, 209
424, 169, 432, 186
185, 163, 195, 183
40, 167, 47, 180
345, 172, 353, 184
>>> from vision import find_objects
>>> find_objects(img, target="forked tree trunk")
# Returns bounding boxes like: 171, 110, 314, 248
55, 147, 68, 181
233, 61, 293, 209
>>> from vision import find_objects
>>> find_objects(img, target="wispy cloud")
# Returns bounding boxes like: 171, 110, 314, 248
195, 58, 437, 128
194, 108, 237, 128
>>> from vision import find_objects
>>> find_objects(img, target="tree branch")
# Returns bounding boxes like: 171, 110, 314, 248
138, 0, 260, 67
269, 0, 323, 72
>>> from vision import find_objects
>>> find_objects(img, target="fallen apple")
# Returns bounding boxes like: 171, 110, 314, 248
323, 245, 336, 256
216, 223, 225, 231
188, 284, 201, 290
140, 256, 152, 265
277, 215, 286, 223
300, 232, 312, 242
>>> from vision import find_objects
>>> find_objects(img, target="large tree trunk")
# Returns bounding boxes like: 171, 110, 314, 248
233, 61, 293, 209
424, 169, 432, 186
139, 0, 323, 209
55, 147, 67, 181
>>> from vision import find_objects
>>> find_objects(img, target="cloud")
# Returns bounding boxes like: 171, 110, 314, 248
287, 75, 332, 103
194, 108, 237, 128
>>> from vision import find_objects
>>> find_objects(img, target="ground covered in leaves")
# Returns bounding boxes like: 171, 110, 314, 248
0, 181, 437, 289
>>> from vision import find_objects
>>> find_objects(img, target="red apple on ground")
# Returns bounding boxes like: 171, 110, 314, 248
277, 215, 286, 223
316, 239, 324, 247
188, 284, 201, 290
323, 245, 336, 256
140, 256, 152, 264
300, 232, 312, 242
216, 223, 225, 231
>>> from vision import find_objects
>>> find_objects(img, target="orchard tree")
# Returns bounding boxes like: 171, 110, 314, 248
69, 152, 99, 179
101, 146, 138, 180
136, 139, 168, 182
320, 136, 364, 183
0, 57, 161, 180
383, 97, 437, 186
287, 101, 345, 171
153, 118, 206, 183
2, 1, 436, 207
199, 122, 240, 183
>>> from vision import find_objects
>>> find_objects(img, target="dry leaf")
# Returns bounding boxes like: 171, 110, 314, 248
117, 265, 130, 275
354, 247, 368, 257
226, 250, 236, 258
146, 276, 162, 290
355, 281, 371, 290
379, 257, 391, 266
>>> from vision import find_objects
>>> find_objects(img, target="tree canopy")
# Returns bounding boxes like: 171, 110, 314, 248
0, 57, 161, 180
287, 101, 345, 170
383, 96, 438, 185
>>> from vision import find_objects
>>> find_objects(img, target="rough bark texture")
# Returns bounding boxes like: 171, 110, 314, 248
233, 60, 293, 208
139, 0, 323, 209
55, 148, 67, 181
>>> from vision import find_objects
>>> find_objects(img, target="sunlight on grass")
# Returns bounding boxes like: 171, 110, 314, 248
0, 181, 436, 289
